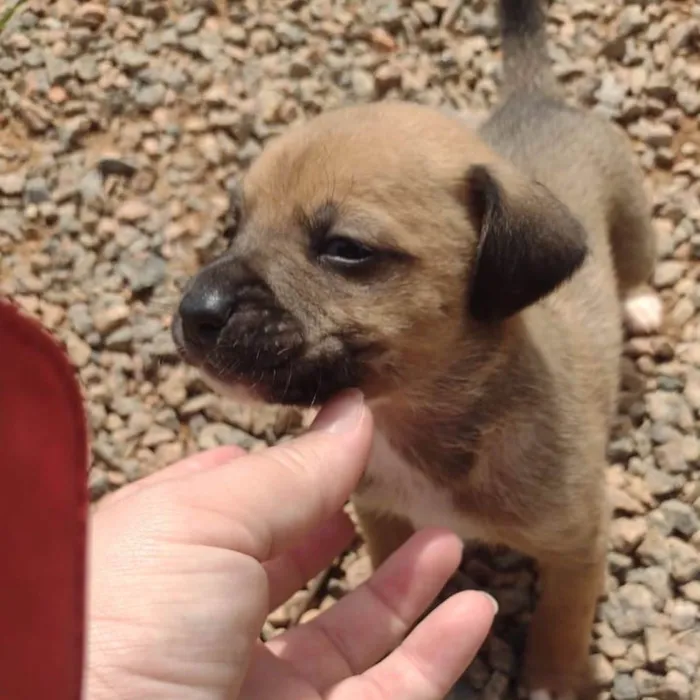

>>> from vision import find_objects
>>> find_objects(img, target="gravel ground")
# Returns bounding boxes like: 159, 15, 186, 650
1, 1, 699, 698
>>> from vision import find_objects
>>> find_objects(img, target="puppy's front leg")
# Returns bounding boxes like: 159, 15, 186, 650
523, 551, 606, 700
353, 505, 415, 570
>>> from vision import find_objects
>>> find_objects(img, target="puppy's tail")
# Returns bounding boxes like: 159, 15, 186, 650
498, 0, 557, 95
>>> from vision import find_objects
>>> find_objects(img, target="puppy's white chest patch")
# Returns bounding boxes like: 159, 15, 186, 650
354, 430, 487, 543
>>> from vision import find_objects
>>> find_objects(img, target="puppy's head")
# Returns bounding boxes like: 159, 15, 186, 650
172, 102, 587, 406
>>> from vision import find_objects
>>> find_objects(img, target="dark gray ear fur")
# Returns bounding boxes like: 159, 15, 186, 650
465, 164, 588, 322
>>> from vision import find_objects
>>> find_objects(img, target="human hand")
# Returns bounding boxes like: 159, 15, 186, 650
86, 391, 496, 700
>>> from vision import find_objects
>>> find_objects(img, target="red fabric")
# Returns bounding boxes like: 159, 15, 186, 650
0, 299, 88, 700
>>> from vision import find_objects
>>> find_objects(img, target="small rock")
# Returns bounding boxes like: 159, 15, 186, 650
678, 89, 700, 117
610, 517, 647, 553
118, 50, 150, 71
597, 635, 628, 659
93, 304, 130, 335
610, 486, 646, 515
177, 11, 205, 34
612, 673, 639, 700
116, 200, 150, 222
596, 74, 627, 109
659, 670, 692, 700
104, 327, 133, 351
660, 500, 700, 538
654, 261, 686, 288
643, 122, 674, 149
23, 177, 50, 204
627, 566, 672, 602
680, 581, 700, 604
684, 370, 700, 412
681, 434, 699, 465
655, 442, 688, 474
617, 5, 647, 37
120, 254, 166, 293
135, 83, 166, 111
645, 466, 683, 498
0, 172, 26, 196
645, 626, 672, 666
351, 69, 376, 98
74, 55, 100, 82
197, 423, 260, 451
671, 298, 695, 326
592, 653, 615, 688
638, 528, 670, 567
668, 538, 700, 584
608, 437, 636, 462
344, 555, 372, 588
88, 467, 110, 500
73, 2, 106, 28
299, 608, 322, 625
369, 27, 397, 51
79, 170, 103, 204
141, 425, 177, 448
374, 63, 402, 95
633, 669, 663, 697
158, 373, 187, 409
64, 333, 92, 368
669, 599, 698, 632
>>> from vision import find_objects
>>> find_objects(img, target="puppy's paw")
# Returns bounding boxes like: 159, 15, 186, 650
623, 289, 663, 335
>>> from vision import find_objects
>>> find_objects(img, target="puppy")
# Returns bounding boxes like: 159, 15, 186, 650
172, 1, 661, 697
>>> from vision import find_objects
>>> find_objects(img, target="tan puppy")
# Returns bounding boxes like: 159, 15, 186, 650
172, 1, 661, 697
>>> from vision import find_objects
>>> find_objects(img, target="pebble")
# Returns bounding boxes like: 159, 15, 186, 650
344, 555, 372, 589
610, 517, 647, 553
93, 305, 130, 335
660, 670, 692, 700
120, 255, 166, 293
0, 172, 26, 196
135, 83, 166, 110
64, 332, 92, 368
680, 581, 700, 604
23, 177, 50, 204
73, 2, 106, 28
116, 200, 150, 222
668, 538, 700, 583
660, 501, 700, 538
612, 673, 639, 700
654, 261, 686, 288
592, 653, 616, 687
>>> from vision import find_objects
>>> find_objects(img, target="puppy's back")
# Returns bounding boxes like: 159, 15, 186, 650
481, 0, 655, 423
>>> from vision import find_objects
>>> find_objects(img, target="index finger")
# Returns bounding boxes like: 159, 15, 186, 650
168, 390, 372, 563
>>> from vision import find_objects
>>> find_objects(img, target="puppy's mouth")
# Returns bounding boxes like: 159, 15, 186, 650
171, 309, 367, 407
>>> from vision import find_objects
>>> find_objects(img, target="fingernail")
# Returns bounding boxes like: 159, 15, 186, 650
311, 389, 365, 434
482, 593, 499, 615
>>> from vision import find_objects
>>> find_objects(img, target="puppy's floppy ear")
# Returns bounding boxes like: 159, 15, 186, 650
465, 164, 588, 322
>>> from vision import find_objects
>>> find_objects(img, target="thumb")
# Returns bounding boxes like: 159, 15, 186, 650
177, 389, 373, 562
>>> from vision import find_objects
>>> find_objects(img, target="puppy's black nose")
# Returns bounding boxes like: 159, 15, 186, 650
178, 287, 235, 352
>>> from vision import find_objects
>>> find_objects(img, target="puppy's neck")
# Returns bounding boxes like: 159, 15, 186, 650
368, 315, 542, 482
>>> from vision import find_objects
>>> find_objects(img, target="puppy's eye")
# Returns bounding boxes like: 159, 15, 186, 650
320, 236, 375, 266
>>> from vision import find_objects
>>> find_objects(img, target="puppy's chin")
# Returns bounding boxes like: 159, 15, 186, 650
200, 372, 267, 408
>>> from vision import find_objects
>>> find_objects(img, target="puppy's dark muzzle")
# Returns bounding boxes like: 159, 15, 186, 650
173, 257, 304, 376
